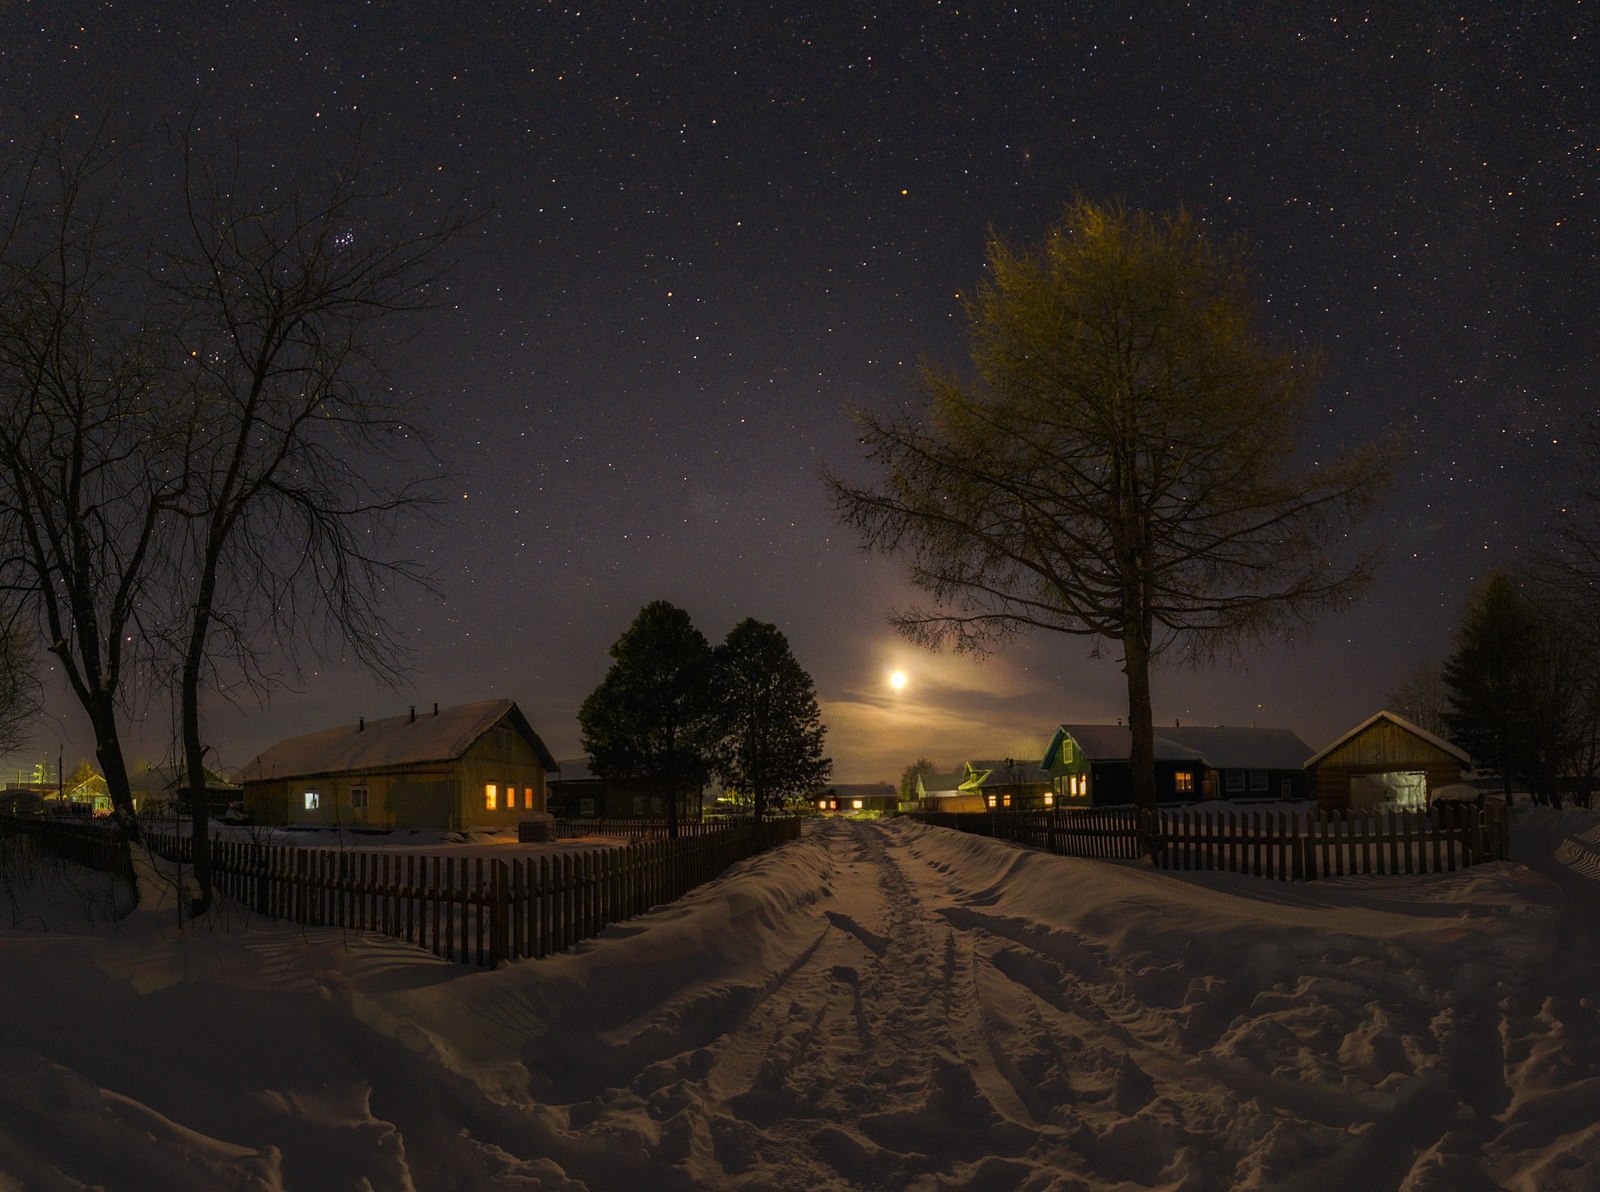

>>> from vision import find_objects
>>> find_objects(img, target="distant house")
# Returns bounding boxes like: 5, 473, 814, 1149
1041, 724, 1314, 808
959, 759, 1053, 811
1305, 711, 1468, 812
240, 700, 557, 830
914, 770, 985, 812
815, 782, 898, 815
547, 757, 709, 821
128, 763, 241, 818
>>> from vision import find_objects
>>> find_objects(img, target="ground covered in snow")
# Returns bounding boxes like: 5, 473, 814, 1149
1, 809, 1598, 1190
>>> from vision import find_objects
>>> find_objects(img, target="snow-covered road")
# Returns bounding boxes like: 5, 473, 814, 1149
3, 812, 1600, 1189
369, 814, 1591, 1189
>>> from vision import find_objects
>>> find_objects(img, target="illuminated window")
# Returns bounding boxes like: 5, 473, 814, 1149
1225, 770, 1244, 793
1070, 774, 1087, 798
1250, 771, 1268, 792
1175, 771, 1194, 794
303, 789, 320, 811
485, 783, 498, 810
350, 786, 368, 810
987, 794, 998, 809
818, 799, 828, 810
1044, 791, 1054, 806
852, 799, 863, 810
524, 786, 534, 809
1002, 793, 1012, 808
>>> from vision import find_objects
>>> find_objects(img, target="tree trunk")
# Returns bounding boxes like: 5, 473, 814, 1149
181, 667, 214, 916
89, 694, 142, 848
1122, 624, 1159, 857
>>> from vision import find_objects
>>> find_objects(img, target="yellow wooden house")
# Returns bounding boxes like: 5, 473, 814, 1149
240, 699, 557, 830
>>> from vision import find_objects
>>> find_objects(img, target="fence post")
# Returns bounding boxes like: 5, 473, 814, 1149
490, 859, 508, 967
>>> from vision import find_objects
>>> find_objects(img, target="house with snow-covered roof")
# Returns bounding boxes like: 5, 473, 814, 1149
1305, 710, 1468, 812
240, 699, 557, 830
959, 758, 1054, 810
1041, 723, 1314, 808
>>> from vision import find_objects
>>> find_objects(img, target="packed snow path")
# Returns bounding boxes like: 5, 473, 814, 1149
3, 812, 1599, 1189
368, 815, 1587, 1189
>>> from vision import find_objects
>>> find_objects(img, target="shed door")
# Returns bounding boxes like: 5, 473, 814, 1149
1350, 771, 1426, 811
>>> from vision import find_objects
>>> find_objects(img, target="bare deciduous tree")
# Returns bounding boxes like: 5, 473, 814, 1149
0, 126, 185, 838
161, 130, 454, 911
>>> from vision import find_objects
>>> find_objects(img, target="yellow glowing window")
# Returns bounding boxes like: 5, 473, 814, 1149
1175, 771, 1195, 794
303, 789, 320, 811
1044, 790, 1054, 806
987, 794, 997, 809
852, 798, 863, 810
1002, 793, 1012, 808
485, 783, 498, 810
524, 786, 534, 809
818, 799, 828, 810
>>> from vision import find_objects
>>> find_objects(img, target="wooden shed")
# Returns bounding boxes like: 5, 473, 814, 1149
1306, 711, 1468, 812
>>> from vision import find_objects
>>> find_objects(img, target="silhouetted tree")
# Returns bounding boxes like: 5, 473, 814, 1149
579, 601, 716, 838
829, 198, 1391, 825
1387, 660, 1450, 738
709, 619, 830, 820
162, 127, 453, 912
1443, 570, 1574, 805
0, 125, 183, 838
898, 758, 936, 805
0, 617, 38, 759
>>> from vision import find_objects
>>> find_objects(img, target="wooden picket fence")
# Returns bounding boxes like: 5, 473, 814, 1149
910, 799, 1510, 881
911, 806, 1144, 859
0, 817, 797, 966
0, 814, 136, 882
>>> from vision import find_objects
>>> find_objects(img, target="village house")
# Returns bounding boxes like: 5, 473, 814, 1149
959, 758, 1054, 810
815, 782, 898, 815
128, 762, 241, 818
548, 758, 706, 820
1041, 723, 1314, 808
240, 699, 557, 831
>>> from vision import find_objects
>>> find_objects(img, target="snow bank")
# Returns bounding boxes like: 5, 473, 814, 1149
0, 808, 1596, 1188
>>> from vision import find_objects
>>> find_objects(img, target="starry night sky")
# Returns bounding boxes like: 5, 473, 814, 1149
3, 3, 1594, 782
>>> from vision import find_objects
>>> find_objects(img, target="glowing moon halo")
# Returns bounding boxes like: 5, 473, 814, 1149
888, 669, 908, 691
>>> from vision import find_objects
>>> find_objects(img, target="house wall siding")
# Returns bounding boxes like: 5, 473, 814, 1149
243, 714, 550, 829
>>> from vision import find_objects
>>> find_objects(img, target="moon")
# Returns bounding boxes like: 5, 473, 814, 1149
889, 669, 908, 690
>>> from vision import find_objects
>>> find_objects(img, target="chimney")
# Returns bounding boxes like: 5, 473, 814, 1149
433, 703, 439, 716
409, 706, 416, 723
1175, 718, 1180, 727
359, 717, 365, 732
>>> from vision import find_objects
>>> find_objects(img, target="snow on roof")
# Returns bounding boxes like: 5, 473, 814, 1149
127, 764, 240, 794
1051, 725, 1207, 765
239, 699, 556, 782
918, 771, 966, 795
962, 759, 1052, 786
1305, 709, 1470, 769
551, 758, 595, 782
1046, 724, 1313, 770
1159, 726, 1314, 771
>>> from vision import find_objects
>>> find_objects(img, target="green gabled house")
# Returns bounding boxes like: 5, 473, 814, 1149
1042, 723, 1313, 808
